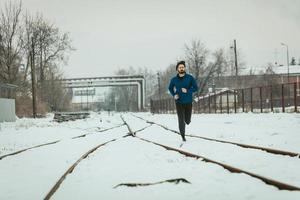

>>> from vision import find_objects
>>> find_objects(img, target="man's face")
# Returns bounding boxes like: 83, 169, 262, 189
177, 64, 185, 74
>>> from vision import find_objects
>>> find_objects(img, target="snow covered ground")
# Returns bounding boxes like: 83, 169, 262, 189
0, 112, 300, 200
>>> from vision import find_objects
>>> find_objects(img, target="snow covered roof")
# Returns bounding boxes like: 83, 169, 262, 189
194, 88, 236, 102
272, 65, 300, 75
228, 65, 300, 76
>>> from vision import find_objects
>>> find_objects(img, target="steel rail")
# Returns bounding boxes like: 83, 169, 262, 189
44, 124, 152, 199
0, 124, 125, 161
44, 138, 118, 200
131, 114, 300, 158
122, 115, 300, 191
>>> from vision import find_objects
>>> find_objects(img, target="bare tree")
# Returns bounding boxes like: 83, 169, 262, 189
43, 67, 72, 111
204, 48, 231, 91
20, 11, 74, 112
23, 13, 74, 101
184, 39, 209, 85
0, 1, 23, 85
212, 48, 229, 78
184, 39, 210, 95
0, 1, 74, 115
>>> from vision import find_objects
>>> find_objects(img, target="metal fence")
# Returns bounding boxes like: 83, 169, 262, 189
150, 82, 300, 114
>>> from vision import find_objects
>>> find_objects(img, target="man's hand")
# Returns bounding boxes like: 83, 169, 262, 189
181, 88, 187, 93
174, 94, 179, 100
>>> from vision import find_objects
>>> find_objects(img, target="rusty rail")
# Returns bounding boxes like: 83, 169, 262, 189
0, 124, 125, 161
44, 138, 118, 200
131, 114, 300, 158
122, 115, 300, 191
136, 136, 300, 191
44, 124, 152, 200
0, 141, 60, 160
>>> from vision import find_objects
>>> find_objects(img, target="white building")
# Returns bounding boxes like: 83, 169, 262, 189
0, 83, 17, 122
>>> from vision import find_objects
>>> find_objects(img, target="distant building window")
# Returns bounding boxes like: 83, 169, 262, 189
74, 88, 95, 96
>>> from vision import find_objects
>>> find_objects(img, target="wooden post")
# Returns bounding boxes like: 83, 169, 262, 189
242, 89, 245, 112
208, 94, 211, 113
226, 90, 229, 114
294, 82, 297, 112
282, 84, 285, 113
150, 99, 152, 113
197, 97, 200, 113
234, 90, 237, 113
220, 93, 223, 114
270, 86, 274, 112
214, 92, 217, 113
203, 95, 206, 113
250, 88, 253, 112
260, 87, 263, 113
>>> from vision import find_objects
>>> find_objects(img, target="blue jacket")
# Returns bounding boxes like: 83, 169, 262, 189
168, 73, 198, 104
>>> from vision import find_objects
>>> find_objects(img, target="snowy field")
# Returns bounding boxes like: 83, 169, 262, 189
0, 112, 300, 200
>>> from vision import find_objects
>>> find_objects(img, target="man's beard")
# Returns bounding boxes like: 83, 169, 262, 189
178, 70, 185, 74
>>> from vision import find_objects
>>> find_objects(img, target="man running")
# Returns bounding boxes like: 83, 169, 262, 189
168, 61, 198, 141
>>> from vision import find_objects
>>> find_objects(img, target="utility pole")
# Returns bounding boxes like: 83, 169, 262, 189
157, 72, 161, 100
30, 37, 37, 118
233, 39, 238, 77
230, 39, 238, 88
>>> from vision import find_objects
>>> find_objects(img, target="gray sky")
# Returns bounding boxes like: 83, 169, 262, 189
2, 0, 300, 77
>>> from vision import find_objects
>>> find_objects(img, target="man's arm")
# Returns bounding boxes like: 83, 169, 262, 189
169, 78, 180, 100
168, 78, 175, 96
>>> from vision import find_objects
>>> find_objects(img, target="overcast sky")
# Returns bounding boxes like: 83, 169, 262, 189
2, 0, 300, 78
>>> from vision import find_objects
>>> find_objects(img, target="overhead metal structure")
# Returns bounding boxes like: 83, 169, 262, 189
61, 75, 145, 110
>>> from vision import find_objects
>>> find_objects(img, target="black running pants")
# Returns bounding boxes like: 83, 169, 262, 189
175, 102, 192, 138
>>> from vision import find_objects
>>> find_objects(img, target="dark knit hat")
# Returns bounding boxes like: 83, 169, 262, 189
176, 60, 186, 70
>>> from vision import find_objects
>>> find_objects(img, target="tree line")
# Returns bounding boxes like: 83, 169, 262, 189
0, 1, 74, 116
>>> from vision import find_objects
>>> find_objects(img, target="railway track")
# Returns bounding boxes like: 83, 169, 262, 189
44, 124, 151, 200
44, 138, 120, 200
2, 113, 299, 199
0, 124, 125, 161
131, 114, 300, 158
121, 115, 300, 191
